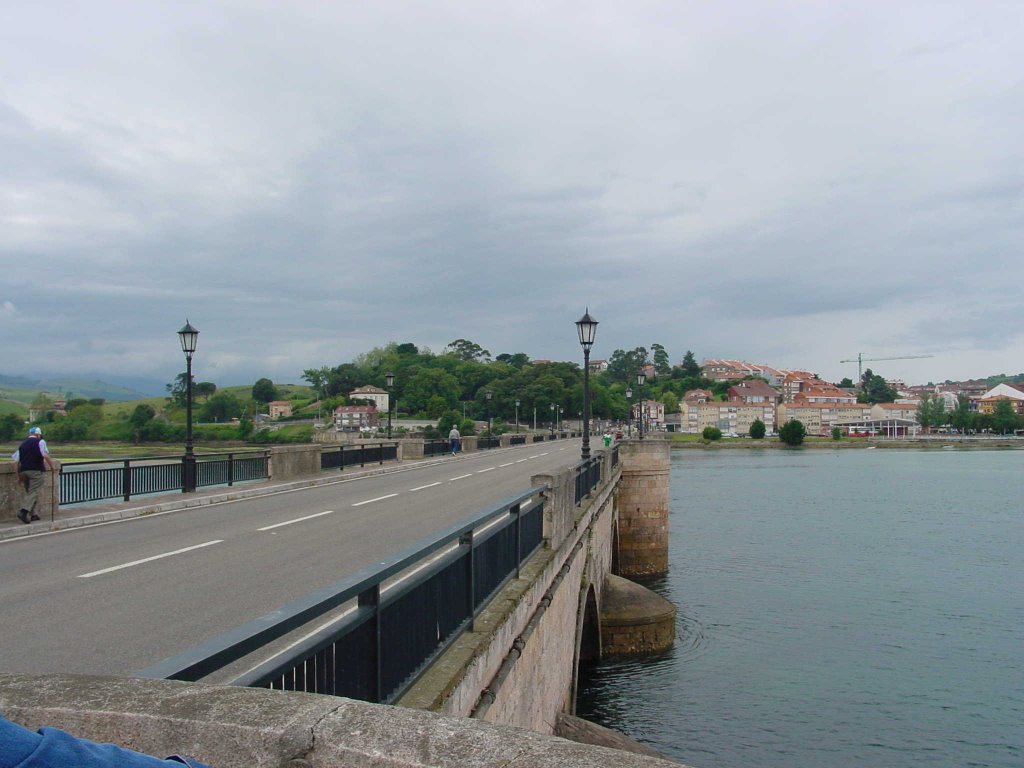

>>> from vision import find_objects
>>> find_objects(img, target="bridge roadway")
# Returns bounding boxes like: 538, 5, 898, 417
0, 440, 582, 679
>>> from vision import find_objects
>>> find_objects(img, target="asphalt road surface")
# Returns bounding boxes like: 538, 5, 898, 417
0, 441, 582, 677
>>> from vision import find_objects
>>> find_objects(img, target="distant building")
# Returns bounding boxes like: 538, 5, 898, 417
268, 400, 293, 419
348, 385, 390, 412
727, 380, 781, 405
683, 401, 777, 436
334, 404, 379, 431
778, 403, 875, 436
977, 383, 1024, 415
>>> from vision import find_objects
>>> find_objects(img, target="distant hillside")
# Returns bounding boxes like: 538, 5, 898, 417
0, 374, 151, 402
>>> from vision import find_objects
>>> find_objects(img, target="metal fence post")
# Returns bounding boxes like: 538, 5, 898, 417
122, 459, 131, 501
358, 585, 381, 703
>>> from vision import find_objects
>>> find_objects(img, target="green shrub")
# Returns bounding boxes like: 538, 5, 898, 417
779, 419, 806, 446
831, 427, 842, 441
749, 418, 766, 439
702, 426, 723, 441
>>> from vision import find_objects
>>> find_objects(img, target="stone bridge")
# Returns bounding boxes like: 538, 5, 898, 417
0, 439, 684, 766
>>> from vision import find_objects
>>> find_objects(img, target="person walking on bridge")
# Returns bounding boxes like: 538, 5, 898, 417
11, 426, 56, 524
448, 425, 461, 455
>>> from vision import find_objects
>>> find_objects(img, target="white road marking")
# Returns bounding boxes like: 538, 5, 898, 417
477, 467, 496, 473
515, 459, 529, 463
449, 474, 473, 481
499, 462, 514, 467
352, 494, 399, 507
79, 540, 224, 578
258, 510, 335, 531
410, 482, 442, 491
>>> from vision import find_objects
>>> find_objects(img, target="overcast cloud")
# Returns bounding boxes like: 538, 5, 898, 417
2, 1, 1022, 389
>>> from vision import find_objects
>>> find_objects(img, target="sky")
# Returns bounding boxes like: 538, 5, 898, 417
2, 1, 1022, 391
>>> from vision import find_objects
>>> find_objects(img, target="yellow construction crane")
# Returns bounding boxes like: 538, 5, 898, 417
840, 352, 935, 382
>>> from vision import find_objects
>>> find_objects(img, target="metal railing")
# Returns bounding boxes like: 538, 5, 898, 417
574, 455, 604, 506
59, 451, 270, 505
509, 435, 527, 445
423, 439, 451, 457
320, 442, 398, 471
139, 487, 547, 705
478, 436, 501, 450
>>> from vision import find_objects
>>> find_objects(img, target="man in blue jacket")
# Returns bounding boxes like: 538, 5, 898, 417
1, 713, 209, 767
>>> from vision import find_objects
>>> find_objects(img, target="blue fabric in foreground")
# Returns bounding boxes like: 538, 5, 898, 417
1, 713, 210, 768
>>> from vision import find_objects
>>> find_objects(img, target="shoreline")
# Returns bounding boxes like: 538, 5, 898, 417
668, 437, 1023, 450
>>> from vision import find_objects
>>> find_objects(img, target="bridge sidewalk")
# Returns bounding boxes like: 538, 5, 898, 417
0, 452, 467, 542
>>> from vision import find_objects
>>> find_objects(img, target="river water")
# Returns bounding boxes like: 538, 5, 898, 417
576, 448, 1023, 768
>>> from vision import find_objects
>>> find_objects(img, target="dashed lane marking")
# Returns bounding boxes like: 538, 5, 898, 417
410, 482, 442, 491
79, 540, 224, 579
352, 493, 399, 507
258, 510, 335, 531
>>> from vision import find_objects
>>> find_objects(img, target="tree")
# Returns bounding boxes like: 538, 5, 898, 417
194, 382, 217, 401
129, 404, 156, 428
779, 419, 806, 446
0, 413, 23, 440
201, 392, 243, 422
992, 399, 1019, 434
831, 427, 843, 440
858, 369, 898, 404
749, 418, 766, 439
950, 394, 972, 434
660, 391, 679, 414
679, 351, 702, 378
651, 343, 671, 377
604, 347, 648, 384
395, 343, 419, 356
166, 373, 192, 408
403, 368, 461, 415
702, 426, 722, 440
252, 378, 277, 404
444, 339, 491, 362
838, 377, 855, 388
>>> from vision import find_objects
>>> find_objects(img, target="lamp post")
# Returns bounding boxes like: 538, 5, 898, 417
177, 320, 199, 493
576, 309, 598, 460
636, 370, 646, 440
385, 371, 394, 439
515, 399, 520, 433
625, 386, 633, 437
484, 391, 493, 438
550, 403, 555, 436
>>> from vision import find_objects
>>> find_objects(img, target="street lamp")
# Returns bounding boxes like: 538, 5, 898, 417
385, 372, 394, 439
576, 309, 598, 460
625, 387, 633, 437
550, 403, 555, 436
177, 320, 199, 493
485, 391, 493, 438
515, 399, 520, 433
636, 370, 646, 440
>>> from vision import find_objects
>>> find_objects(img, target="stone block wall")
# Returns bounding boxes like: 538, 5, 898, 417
616, 439, 671, 577
1, 461, 60, 524
0, 673, 687, 768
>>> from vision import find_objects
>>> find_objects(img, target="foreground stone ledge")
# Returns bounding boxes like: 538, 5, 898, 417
0, 673, 690, 768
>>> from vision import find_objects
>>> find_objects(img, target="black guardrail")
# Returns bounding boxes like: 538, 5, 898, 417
320, 442, 398, 471
59, 451, 270, 505
138, 487, 547, 705
574, 455, 604, 506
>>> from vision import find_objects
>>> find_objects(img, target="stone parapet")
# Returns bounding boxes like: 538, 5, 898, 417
1, 461, 60, 524
0, 673, 688, 768
268, 445, 322, 481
